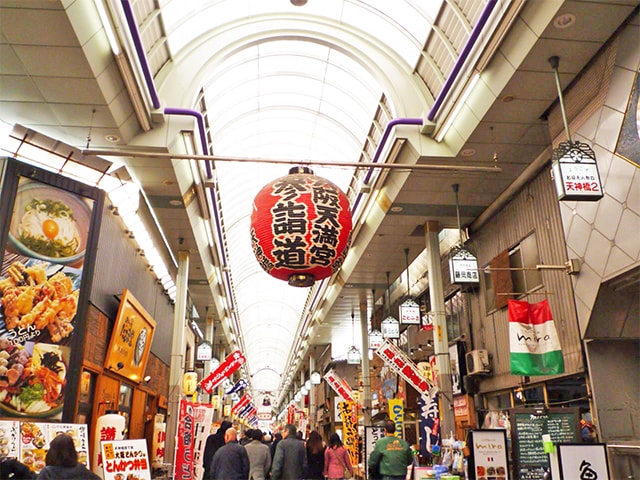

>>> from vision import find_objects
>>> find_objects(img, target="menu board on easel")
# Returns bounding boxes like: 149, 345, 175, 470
510, 408, 579, 480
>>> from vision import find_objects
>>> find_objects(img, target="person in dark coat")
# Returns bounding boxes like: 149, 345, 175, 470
305, 430, 325, 480
202, 420, 232, 480
0, 457, 36, 479
270, 432, 282, 461
208, 427, 250, 480
37, 434, 100, 480
270, 424, 307, 480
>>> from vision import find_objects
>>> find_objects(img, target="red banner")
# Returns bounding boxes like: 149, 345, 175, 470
173, 400, 195, 480
231, 393, 252, 415
375, 340, 436, 395
200, 350, 246, 393
323, 369, 354, 402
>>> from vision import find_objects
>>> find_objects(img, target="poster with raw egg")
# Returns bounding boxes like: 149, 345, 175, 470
0, 177, 95, 419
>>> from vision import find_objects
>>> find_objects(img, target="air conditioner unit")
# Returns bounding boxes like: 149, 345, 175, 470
466, 349, 491, 375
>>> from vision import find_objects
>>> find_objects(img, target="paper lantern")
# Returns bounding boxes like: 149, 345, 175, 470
251, 166, 352, 287
182, 371, 198, 396
92, 410, 126, 476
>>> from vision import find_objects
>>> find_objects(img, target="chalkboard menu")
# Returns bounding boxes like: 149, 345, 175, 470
511, 408, 579, 480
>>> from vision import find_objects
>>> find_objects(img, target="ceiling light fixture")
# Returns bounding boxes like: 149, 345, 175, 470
290, 0, 307, 5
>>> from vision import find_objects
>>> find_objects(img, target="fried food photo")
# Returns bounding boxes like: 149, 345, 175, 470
0, 261, 78, 342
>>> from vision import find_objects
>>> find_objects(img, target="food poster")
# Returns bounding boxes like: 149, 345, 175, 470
101, 439, 152, 480
470, 430, 509, 480
0, 420, 20, 459
49, 423, 89, 467
0, 177, 95, 419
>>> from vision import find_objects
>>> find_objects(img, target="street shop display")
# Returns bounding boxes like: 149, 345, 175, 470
101, 439, 151, 480
510, 408, 579, 480
0, 420, 88, 475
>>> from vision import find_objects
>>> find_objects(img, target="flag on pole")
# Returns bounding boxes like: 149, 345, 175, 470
508, 299, 565, 375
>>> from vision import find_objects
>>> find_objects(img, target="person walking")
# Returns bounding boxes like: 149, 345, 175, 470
305, 430, 325, 480
208, 427, 250, 480
323, 433, 353, 480
202, 420, 232, 480
270, 424, 307, 480
37, 434, 101, 480
244, 429, 271, 480
368, 420, 413, 480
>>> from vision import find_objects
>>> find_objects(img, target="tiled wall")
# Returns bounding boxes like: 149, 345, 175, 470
558, 12, 640, 337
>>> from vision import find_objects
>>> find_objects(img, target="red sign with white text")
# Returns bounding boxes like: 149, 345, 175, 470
323, 369, 355, 402
375, 340, 435, 395
200, 350, 246, 393
231, 394, 253, 416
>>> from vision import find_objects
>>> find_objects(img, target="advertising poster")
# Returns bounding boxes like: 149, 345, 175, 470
173, 400, 196, 480
365, 426, 385, 480
101, 438, 152, 480
192, 404, 214, 480
0, 420, 20, 459
470, 430, 509, 480
388, 398, 404, 438
15, 421, 89, 474
338, 401, 358, 467
0, 176, 97, 420
557, 444, 609, 480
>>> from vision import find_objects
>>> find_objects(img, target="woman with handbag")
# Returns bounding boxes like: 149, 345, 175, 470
323, 433, 353, 480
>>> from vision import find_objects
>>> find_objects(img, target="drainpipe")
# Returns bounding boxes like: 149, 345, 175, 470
351, 117, 424, 215
427, 0, 497, 122
121, 0, 161, 109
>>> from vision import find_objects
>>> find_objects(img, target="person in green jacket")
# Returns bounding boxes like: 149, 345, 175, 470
368, 420, 413, 480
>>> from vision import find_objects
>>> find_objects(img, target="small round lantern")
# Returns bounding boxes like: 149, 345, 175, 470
251, 166, 352, 287
182, 371, 198, 396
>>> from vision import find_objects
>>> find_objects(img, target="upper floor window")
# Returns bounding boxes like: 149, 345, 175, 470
484, 233, 543, 312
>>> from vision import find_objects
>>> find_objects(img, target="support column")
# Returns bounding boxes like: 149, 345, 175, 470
165, 250, 189, 461
424, 221, 455, 437
204, 312, 214, 410
309, 355, 317, 430
359, 293, 371, 425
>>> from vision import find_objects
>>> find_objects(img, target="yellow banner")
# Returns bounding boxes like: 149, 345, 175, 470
388, 398, 404, 438
338, 401, 358, 466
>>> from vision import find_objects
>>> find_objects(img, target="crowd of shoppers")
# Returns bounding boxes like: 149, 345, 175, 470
201, 420, 418, 480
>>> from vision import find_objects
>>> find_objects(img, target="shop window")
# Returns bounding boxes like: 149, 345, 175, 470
484, 233, 543, 312
444, 292, 463, 340
513, 385, 545, 407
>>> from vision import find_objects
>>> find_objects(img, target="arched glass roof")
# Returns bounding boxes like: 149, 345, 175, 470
152, 0, 467, 400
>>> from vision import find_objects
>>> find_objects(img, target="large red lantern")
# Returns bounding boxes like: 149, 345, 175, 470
251, 166, 352, 287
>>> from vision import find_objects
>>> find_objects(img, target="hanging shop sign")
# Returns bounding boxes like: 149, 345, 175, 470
102, 439, 151, 480
369, 329, 383, 349
200, 350, 246, 393
250, 166, 352, 287
323, 368, 355, 402
381, 315, 400, 339
196, 341, 212, 361
551, 141, 603, 201
449, 248, 479, 284
375, 340, 436, 397
231, 393, 253, 416
346, 345, 361, 364
104, 289, 157, 383
225, 378, 248, 395
399, 298, 421, 324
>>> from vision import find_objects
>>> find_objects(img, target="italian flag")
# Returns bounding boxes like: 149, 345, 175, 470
508, 299, 565, 375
